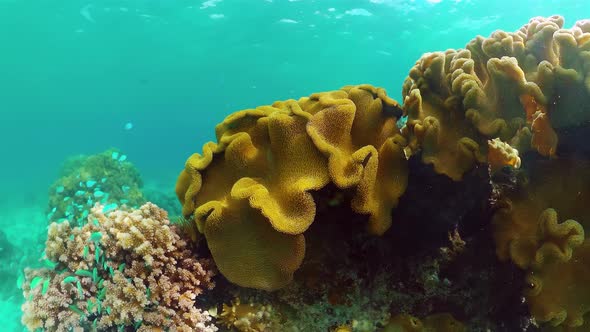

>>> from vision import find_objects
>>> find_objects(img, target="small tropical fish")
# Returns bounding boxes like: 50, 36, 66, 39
102, 203, 118, 213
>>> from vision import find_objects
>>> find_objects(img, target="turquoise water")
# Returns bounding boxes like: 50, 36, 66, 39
0, 0, 588, 330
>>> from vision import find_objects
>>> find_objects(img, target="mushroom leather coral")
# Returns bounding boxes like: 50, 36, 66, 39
493, 158, 590, 327
300, 85, 408, 235
526, 240, 590, 328
401, 16, 590, 181
487, 138, 521, 173
383, 313, 465, 332
492, 160, 588, 269
176, 85, 407, 290
400, 16, 590, 326
217, 297, 279, 332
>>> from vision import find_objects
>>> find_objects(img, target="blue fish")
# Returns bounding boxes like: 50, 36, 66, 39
102, 203, 118, 213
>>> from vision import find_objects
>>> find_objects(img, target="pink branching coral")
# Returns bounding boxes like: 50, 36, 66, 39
21, 203, 218, 332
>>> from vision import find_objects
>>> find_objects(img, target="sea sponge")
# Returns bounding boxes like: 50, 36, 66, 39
176, 85, 408, 290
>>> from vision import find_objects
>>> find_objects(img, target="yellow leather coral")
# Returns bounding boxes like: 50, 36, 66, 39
401, 16, 590, 181
395, 15, 590, 329
526, 241, 590, 328
491, 167, 586, 269
493, 158, 590, 327
217, 297, 280, 332
487, 138, 521, 173
177, 85, 408, 290
301, 85, 408, 235
176, 103, 324, 290
493, 161, 590, 258
401, 53, 488, 181
383, 313, 465, 332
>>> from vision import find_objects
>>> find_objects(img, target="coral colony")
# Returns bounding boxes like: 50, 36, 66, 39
22, 16, 590, 331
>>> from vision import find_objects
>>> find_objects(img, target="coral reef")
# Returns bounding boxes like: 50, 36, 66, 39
144, 186, 183, 218
174, 15, 590, 332
401, 15, 590, 330
47, 149, 145, 226
21, 203, 217, 332
18, 13, 590, 332
202, 176, 524, 331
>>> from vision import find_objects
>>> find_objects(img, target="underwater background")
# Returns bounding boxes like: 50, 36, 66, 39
1, 0, 589, 331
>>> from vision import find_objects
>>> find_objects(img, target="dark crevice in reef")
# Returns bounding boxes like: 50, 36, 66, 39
296, 156, 531, 330
391, 155, 493, 250
555, 121, 590, 159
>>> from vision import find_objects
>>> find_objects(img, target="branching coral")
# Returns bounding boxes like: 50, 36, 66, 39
176, 84, 407, 290
21, 203, 217, 332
